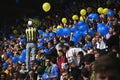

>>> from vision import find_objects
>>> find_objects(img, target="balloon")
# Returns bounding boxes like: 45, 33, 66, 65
97, 7, 103, 14
20, 39, 26, 44
92, 13, 99, 20
97, 25, 109, 35
71, 38, 79, 45
12, 56, 18, 64
13, 29, 18, 34
6, 51, 12, 56
107, 9, 114, 17
73, 31, 82, 41
102, 8, 109, 14
46, 39, 50, 43
62, 18, 67, 24
37, 44, 44, 49
63, 28, 71, 36
49, 32, 55, 38
43, 33, 49, 38
19, 55, 25, 62
38, 30, 43, 36
10, 35, 14, 40
87, 7, 92, 13
80, 16, 86, 21
97, 23, 104, 29
56, 28, 63, 36
88, 13, 94, 19
57, 25, 63, 29
39, 38, 44, 43
88, 29, 94, 36
71, 25, 79, 32
79, 24, 89, 32
21, 49, 26, 57
80, 9, 87, 16
2, 62, 8, 67
72, 15, 78, 20
77, 21, 85, 26
42, 2, 51, 12
44, 48, 49, 55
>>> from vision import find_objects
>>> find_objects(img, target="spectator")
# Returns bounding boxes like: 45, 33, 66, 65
45, 57, 60, 80
25, 20, 38, 71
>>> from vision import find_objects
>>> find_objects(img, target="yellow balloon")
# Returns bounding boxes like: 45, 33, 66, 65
42, 2, 51, 12
97, 7, 103, 14
87, 7, 92, 13
62, 18, 67, 24
13, 29, 18, 34
57, 25, 63, 29
80, 16, 86, 21
72, 15, 78, 20
80, 9, 87, 16
102, 8, 109, 14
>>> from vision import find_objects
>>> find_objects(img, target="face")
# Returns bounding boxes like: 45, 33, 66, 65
62, 72, 69, 80
48, 42, 52, 48
45, 59, 50, 66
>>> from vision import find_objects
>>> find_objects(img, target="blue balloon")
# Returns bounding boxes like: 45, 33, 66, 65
56, 28, 63, 36
97, 25, 109, 36
38, 30, 43, 36
6, 51, 12, 56
37, 44, 44, 49
39, 38, 44, 43
77, 21, 85, 26
73, 31, 82, 41
107, 10, 114, 17
79, 24, 89, 32
97, 23, 104, 29
43, 33, 49, 38
2, 62, 8, 67
21, 49, 26, 56
63, 28, 71, 36
19, 55, 25, 62
10, 35, 14, 40
12, 56, 18, 64
92, 13, 99, 20
71, 38, 79, 45
49, 32, 55, 38
20, 39, 26, 44
46, 39, 50, 43
44, 48, 49, 55
71, 25, 79, 32
88, 29, 94, 36
88, 13, 94, 19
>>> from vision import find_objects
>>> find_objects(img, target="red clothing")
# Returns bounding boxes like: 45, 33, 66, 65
57, 56, 66, 75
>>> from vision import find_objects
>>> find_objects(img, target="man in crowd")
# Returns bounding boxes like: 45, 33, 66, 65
26, 20, 38, 71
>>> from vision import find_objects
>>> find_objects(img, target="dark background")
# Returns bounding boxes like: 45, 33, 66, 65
0, 0, 119, 24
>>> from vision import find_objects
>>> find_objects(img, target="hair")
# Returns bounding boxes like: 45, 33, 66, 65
50, 57, 57, 64
94, 55, 120, 73
84, 54, 95, 64
48, 40, 54, 45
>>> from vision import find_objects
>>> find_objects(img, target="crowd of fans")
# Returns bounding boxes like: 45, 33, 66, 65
0, 1, 120, 80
